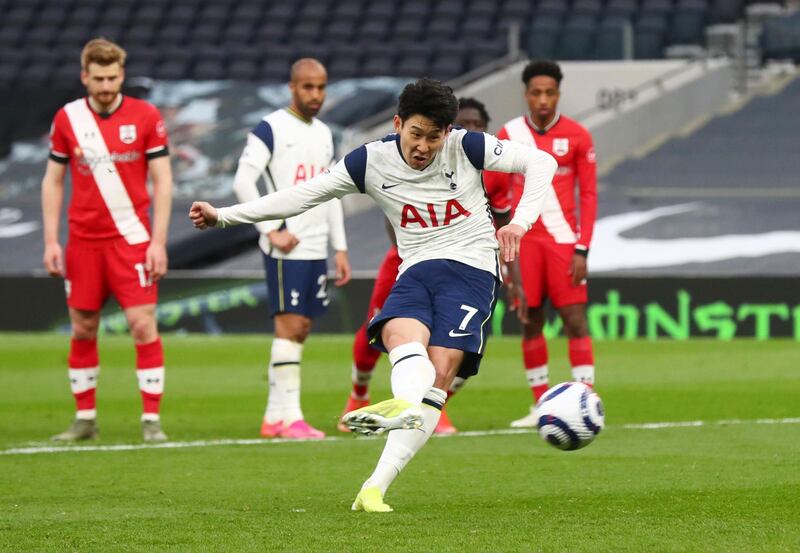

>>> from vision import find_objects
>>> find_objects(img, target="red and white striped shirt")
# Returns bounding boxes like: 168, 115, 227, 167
49, 95, 169, 243
484, 113, 597, 250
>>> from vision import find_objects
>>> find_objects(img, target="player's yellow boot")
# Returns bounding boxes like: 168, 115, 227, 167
341, 398, 423, 436
351, 487, 393, 513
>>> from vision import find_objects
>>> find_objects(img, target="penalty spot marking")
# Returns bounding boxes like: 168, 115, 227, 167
1, 417, 799, 457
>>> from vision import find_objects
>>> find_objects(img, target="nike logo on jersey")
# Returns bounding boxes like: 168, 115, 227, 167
448, 330, 471, 338
382, 183, 402, 190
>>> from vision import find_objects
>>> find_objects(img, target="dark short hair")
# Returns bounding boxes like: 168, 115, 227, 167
397, 78, 459, 129
521, 60, 563, 87
458, 97, 490, 126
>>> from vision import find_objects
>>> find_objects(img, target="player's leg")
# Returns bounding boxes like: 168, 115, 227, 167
269, 312, 323, 439
549, 242, 594, 387
52, 307, 102, 441
261, 256, 327, 439
339, 247, 401, 431
124, 303, 167, 442
52, 239, 106, 441
350, 260, 497, 512
511, 239, 550, 427
110, 240, 166, 442
559, 303, 594, 386
353, 343, 459, 512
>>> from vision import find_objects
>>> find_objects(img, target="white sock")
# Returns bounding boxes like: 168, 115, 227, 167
572, 364, 595, 385
388, 342, 435, 404
525, 365, 549, 388
264, 338, 303, 424
448, 376, 467, 395
351, 364, 372, 399
363, 387, 447, 495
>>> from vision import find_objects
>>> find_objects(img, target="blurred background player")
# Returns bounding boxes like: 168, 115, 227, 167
42, 38, 173, 442
232, 58, 351, 440
189, 77, 556, 512
339, 97, 519, 435
484, 60, 598, 427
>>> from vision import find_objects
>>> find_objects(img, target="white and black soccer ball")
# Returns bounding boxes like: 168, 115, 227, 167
535, 382, 604, 451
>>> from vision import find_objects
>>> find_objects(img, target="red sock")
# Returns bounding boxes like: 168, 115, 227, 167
351, 324, 380, 398
568, 336, 595, 386
68, 338, 99, 413
522, 335, 549, 402
136, 338, 165, 415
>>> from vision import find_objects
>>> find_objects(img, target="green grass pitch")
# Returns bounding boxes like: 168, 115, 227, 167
1, 334, 799, 552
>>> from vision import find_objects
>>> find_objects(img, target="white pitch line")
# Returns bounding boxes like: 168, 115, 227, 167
1, 417, 799, 457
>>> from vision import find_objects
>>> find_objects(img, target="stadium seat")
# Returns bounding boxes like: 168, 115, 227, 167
39, 5, 69, 26
467, 0, 498, 19
20, 63, 55, 86
331, 0, 365, 20
502, 0, 534, 21
294, 44, 331, 65
359, 19, 391, 42
328, 57, 360, 80
52, 63, 81, 86
668, 0, 709, 45
260, 58, 292, 82
264, 4, 297, 25
227, 60, 258, 81
222, 23, 256, 45
231, 3, 264, 23
122, 60, 154, 79
194, 46, 226, 64
572, 0, 605, 19
399, 1, 432, 19
709, 0, 743, 23
361, 54, 395, 77
468, 39, 508, 69
433, 0, 462, 18
92, 26, 125, 45
429, 53, 466, 81
395, 55, 429, 78
428, 17, 459, 40
557, 16, 599, 60
0, 27, 23, 49
635, 15, 669, 58
255, 21, 288, 44
640, 0, 676, 18
228, 45, 262, 64
25, 26, 56, 49
291, 21, 322, 43
96, 6, 132, 30
155, 60, 191, 80
330, 43, 364, 66
194, 60, 225, 81
132, 5, 164, 27
199, 4, 230, 25
325, 19, 358, 43
527, 16, 562, 59
536, 0, 570, 20
363, 1, 396, 21
166, 4, 196, 26
462, 16, 493, 39
125, 24, 157, 47
298, 0, 331, 23
157, 24, 189, 46
3, 7, 35, 28
605, 0, 639, 20
596, 16, 631, 59
393, 19, 422, 42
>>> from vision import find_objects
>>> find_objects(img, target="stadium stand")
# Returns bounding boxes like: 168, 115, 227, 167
0, 0, 792, 87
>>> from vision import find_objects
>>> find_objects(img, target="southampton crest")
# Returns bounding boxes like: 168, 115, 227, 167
552, 138, 569, 156
119, 124, 137, 144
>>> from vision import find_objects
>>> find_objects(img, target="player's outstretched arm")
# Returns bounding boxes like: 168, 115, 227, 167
190, 162, 358, 230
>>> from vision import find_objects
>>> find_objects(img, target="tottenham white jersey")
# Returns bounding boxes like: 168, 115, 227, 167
234, 108, 346, 260
218, 128, 556, 277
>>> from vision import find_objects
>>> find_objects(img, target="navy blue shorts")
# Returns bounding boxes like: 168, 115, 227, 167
367, 259, 500, 377
263, 254, 329, 319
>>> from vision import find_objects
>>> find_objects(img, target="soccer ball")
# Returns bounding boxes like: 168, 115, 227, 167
535, 382, 604, 451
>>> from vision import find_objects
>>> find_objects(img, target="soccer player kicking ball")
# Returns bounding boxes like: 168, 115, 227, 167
190, 79, 556, 512
42, 39, 173, 442
339, 97, 522, 436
